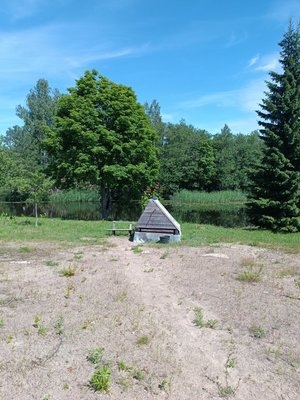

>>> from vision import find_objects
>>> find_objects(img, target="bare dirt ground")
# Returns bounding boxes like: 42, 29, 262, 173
0, 237, 299, 400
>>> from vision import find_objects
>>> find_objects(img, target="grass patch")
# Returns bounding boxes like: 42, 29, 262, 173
89, 366, 111, 393
249, 324, 267, 339
0, 215, 299, 252
87, 347, 104, 365
276, 267, 299, 278
236, 265, 263, 283
136, 335, 150, 346
193, 307, 218, 328
59, 265, 76, 277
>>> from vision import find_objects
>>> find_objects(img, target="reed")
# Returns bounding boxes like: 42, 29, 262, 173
50, 189, 99, 203
170, 190, 246, 206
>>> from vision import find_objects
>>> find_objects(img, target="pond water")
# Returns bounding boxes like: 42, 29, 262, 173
0, 201, 249, 228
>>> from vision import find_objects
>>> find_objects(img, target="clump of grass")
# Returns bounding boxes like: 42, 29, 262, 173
33, 315, 48, 336
158, 378, 170, 392
132, 246, 142, 254
276, 267, 299, 278
54, 316, 64, 335
59, 265, 76, 277
117, 360, 132, 372
136, 335, 150, 346
87, 347, 104, 365
132, 368, 144, 381
193, 307, 218, 329
89, 366, 111, 393
0, 318, 4, 328
46, 260, 59, 267
114, 290, 128, 302
19, 245, 31, 253
249, 324, 267, 339
236, 265, 263, 283
160, 251, 169, 259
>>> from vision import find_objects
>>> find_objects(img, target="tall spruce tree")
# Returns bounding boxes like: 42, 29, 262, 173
247, 21, 300, 232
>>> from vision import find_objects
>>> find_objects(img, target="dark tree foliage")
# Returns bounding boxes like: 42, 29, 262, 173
5, 79, 60, 169
247, 21, 300, 232
158, 120, 215, 197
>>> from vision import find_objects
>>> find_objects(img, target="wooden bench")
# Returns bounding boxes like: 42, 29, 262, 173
105, 221, 133, 236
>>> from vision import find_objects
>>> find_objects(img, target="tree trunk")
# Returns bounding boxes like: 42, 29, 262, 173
101, 185, 112, 220
35, 202, 38, 227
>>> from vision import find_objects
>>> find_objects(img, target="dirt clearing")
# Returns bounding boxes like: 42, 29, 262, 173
0, 237, 299, 399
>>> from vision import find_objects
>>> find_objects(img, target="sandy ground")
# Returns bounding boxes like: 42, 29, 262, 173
0, 237, 299, 400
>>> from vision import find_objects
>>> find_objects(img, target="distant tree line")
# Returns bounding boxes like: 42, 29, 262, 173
0, 21, 299, 231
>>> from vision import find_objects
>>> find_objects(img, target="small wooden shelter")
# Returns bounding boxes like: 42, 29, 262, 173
133, 197, 181, 242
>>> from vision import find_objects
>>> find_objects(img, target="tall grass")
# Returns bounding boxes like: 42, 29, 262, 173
50, 188, 99, 203
170, 190, 246, 206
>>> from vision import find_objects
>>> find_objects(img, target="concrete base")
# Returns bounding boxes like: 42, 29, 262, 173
133, 231, 181, 243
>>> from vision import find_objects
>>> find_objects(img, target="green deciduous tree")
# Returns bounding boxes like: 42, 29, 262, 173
44, 70, 159, 218
247, 21, 300, 232
158, 120, 215, 197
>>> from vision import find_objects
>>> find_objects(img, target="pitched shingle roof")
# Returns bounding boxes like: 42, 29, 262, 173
135, 198, 181, 233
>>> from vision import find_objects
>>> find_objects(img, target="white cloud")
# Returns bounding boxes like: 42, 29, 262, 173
178, 77, 267, 115
0, 24, 147, 79
254, 53, 280, 72
225, 31, 248, 48
248, 54, 260, 67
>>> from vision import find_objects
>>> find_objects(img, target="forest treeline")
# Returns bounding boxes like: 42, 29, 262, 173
0, 78, 262, 203
0, 21, 299, 231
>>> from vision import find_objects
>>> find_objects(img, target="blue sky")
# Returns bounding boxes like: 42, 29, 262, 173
0, 0, 299, 136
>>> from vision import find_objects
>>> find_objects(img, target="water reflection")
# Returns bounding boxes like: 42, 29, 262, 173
0, 201, 249, 227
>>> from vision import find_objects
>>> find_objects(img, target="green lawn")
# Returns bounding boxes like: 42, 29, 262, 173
0, 216, 299, 252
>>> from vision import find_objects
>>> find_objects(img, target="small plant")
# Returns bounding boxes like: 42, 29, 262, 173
54, 316, 64, 335
132, 246, 142, 254
114, 290, 128, 302
19, 245, 31, 252
158, 378, 169, 391
33, 315, 41, 328
249, 324, 266, 339
193, 307, 205, 328
33, 315, 47, 335
236, 265, 263, 283
295, 279, 300, 290
144, 267, 154, 273
193, 307, 217, 328
206, 319, 218, 329
160, 251, 169, 259
81, 320, 90, 329
87, 347, 104, 365
46, 260, 59, 267
0, 318, 4, 328
89, 366, 111, 393
132, 368, 144, 380
117, 360, 132, 372
136, 335, 150, 346
116, 377, 131, 390
207, 353, 240, 398
226, 357, 236, 369
276, 267, 299, 278
65, 284, 73, 298
59, 265, 76, 277
74, 252, 83, 260
6, 334, 14, 343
